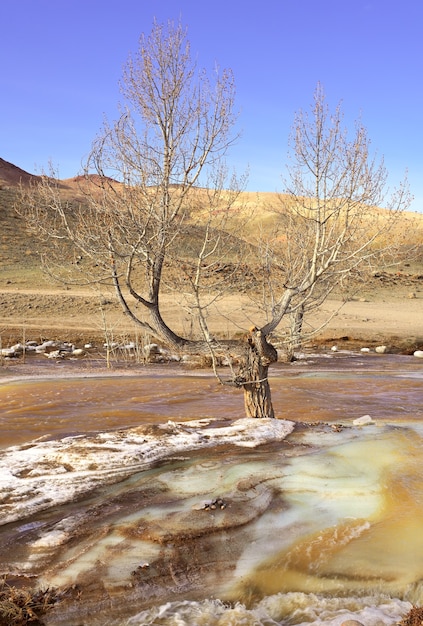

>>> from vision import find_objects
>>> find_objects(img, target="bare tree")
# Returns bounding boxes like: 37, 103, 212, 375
19, 22, 244, 333
248, 83, 412, 362
17, 29, 412, 418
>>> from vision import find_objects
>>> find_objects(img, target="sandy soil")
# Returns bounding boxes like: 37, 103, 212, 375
1, 161, 422, 354
0, 270, 422, 353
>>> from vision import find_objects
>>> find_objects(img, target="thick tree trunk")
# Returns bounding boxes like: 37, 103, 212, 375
236, 327, 278, 418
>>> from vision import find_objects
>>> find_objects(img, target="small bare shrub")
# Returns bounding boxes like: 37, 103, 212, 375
0, 578, 59, 625
398, 606, 423, 626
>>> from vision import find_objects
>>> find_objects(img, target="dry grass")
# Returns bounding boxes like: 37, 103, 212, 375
1, 173, 423, 351
0, 187, 50, 286
0, 578, 59, 626
398, 606, 423, 626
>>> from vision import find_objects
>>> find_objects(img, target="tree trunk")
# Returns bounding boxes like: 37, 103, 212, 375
286, 303, 305, 362
237, 327, 278, 418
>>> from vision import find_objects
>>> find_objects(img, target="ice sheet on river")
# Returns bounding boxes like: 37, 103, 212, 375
0, 417, 295, 525
2, 415, 423, 626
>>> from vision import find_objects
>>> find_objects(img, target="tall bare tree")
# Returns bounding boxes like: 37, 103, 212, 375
19, 21, 245, 344
18, 27, 412, 418
248, 83, 412, 362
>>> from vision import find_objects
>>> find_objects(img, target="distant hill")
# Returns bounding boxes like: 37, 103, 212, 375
1, 156, 422, 253
0, 158, 40, 188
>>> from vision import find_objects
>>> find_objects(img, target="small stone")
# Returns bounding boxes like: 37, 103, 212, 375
72, 348, 85, 357
353, 415, 375, 426
44, 350, 64, 359
10, 343, 25, 353
375, 345, 387, 354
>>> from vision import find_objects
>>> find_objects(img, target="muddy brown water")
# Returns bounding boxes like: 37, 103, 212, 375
1, 352, 423, 625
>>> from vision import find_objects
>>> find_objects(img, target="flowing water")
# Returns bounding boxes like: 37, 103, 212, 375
0, 351, 423, 626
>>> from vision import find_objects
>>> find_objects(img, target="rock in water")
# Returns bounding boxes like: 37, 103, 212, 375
353, 415, 375, 426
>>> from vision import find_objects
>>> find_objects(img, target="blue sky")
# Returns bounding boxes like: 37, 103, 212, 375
1, 0, 422, 211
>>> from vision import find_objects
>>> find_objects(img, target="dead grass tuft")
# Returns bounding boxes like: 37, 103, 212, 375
0, 578, 59, 626
398, 606, 423, 626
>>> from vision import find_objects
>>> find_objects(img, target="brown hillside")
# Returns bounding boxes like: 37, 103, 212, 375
0, 158, 40, 188
0, 159, 422, 352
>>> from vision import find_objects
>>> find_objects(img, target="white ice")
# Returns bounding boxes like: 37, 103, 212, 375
0, 417, 294, 525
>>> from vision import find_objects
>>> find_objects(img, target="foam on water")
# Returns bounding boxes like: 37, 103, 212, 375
124, 593, 412, 626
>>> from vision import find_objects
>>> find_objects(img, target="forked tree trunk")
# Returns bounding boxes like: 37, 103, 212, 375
237, 327, 278, 418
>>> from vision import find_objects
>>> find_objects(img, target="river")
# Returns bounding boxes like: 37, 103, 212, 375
0, 350, 422, 625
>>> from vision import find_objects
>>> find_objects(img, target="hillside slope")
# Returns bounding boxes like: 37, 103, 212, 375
1, 159, 422, 351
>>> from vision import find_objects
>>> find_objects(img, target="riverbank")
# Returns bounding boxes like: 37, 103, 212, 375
1, 269, 422, 359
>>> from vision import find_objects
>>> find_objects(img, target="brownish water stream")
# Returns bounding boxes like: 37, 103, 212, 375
0, 352, 422, 625
1, 353, 420, 446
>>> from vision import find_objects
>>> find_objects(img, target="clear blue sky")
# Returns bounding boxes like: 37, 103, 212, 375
1, 0, 422, 211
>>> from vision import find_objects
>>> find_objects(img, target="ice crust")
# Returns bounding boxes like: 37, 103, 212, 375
0, 417, 294, 525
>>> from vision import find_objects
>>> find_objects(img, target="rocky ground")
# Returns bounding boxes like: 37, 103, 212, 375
1, 167, 422, 358
0, 267, 422, 360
